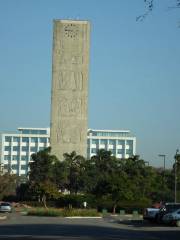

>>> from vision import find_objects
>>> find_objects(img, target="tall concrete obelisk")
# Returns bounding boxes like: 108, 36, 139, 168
50, 20, 90, 160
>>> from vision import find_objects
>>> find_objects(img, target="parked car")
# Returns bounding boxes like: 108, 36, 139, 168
143, 207, 160, 221
156, 203, 180, 223
0, 202, 12, 212
162, 208, 180, 226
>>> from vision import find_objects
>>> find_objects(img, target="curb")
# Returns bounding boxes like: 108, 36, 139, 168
0, 216, 7, 220
65, 216, 102, 219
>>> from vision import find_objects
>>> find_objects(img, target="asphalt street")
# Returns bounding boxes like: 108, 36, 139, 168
0, 212, 180, 240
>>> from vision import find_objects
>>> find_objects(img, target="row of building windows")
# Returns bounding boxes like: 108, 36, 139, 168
3, 164, 28, 171
90, 148, 133, 155
89, 139, 133, 145
4, 147, 45, 160
5, 136, 48, 143
89, 131, 130, 137
4, 155, 30, 161
20, 129, 47, 135
4, 146, 45, 152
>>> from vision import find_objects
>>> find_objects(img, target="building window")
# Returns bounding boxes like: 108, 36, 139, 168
5, 136, 11, 142
92, 139, 98, 145
100, 139, 107, 145
31, 137, 38, 143
110, 149, 116, 155
39, 138, 47, 143
13, 137, 20, 142
12, 164, 18, 170
4, 155, 11, 160
21, 156, 29, 161
3, 164, 10, 170
109, 140, 116, 145
12, 155, 19, 161
117, 149, 125, 154
118, 140, 125, 146
22, 146, 29, 152
39, 147, 45, 151
13, 146, 20, 152
127, 140, 133, 146
21, 165, 27, 170
126, 149, 133, 155
30, 146, 38, 152
4, 146, 11, 151
91, 148, 97, 153
22, 137, 29, 143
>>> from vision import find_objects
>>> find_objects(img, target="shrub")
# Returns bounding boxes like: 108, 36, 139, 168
27, 207, 101, 217
55, 194, 97, 208
27, 208, 61, 217
61, 208, 101, 217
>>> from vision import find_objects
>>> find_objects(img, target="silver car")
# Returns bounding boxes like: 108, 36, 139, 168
162, 208, 180, 227
0, 202, 12, 212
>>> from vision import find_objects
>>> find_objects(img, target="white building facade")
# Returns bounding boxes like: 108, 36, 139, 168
0, 127, 136, 176
87, 129, 136, 159
0, 128, 50, 176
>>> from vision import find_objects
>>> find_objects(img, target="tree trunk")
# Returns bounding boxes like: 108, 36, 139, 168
112, 204, 117, 214
42, 194, 48, 209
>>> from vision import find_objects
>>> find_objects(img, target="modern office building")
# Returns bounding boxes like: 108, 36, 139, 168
0, 127, 136, 176
87, 129, 136, 159
0, 128, 50, 176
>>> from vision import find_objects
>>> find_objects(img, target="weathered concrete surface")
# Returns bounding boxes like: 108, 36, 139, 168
50, 20, 90, 160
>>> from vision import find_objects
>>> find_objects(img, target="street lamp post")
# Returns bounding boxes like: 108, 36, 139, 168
158, 154, 166, 189
158, 154, 166, 170
174, 149, 179, 203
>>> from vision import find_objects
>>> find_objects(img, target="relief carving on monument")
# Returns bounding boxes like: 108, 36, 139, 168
56, 126, 61, 143
62, 127, 81, 144
56, 122, 82, 144
57, 97, 82, 117
54, 48, 84, 65
57, 71, 83, 91
60, 38, 83, 53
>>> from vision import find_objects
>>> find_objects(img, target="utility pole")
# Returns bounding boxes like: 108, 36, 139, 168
158, 154, 166, 194
175, 149, 179, 203
158, 154, 166, 170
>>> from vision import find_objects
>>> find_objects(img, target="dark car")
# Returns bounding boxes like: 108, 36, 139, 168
156, 203, 180, 223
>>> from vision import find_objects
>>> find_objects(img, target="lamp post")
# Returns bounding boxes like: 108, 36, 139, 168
158, 154, 166, 170
158, 154, 166, 196
174, 149, 179, 203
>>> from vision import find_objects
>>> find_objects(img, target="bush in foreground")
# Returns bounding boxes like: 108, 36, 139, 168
27, 208, 101, 217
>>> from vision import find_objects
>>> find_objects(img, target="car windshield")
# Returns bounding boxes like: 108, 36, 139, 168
166, 205, 180, 212
0, 203, 11, 206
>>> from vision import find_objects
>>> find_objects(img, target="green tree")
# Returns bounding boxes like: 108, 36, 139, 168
173, 152, 180, 202
84, 149, 134, 213
28, 147, 60, 208
63, 151, 86, 194
0, 173, 18, 200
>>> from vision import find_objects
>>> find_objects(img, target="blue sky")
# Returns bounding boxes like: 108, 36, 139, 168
0, 0, 180, 167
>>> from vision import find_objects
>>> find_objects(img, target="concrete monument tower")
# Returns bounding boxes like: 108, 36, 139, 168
50, 20, 90, 160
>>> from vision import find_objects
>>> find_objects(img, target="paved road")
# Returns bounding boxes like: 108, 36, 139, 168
0, 212, 180, 240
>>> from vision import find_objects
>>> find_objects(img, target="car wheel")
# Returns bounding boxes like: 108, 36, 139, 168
176, 220, 180, 227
